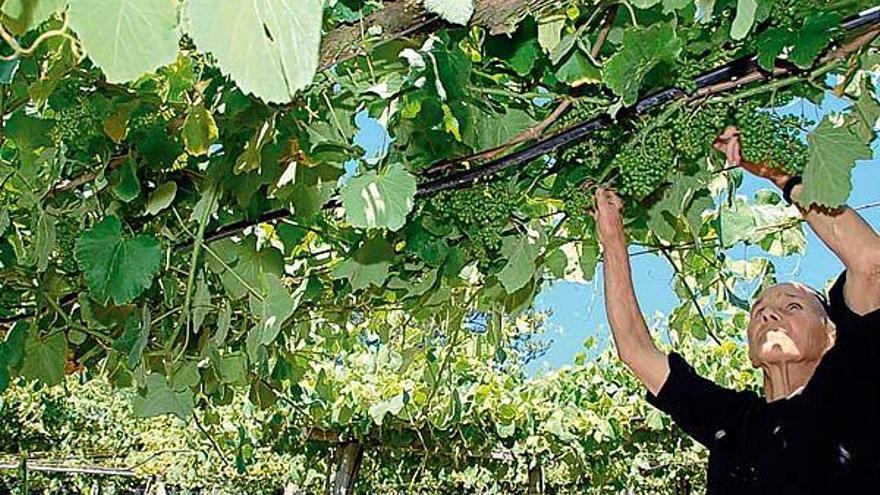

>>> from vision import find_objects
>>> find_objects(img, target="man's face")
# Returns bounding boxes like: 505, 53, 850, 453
747, 283, 835, 367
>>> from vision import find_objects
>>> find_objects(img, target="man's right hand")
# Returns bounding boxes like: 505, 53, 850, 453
591, 186, 626, 248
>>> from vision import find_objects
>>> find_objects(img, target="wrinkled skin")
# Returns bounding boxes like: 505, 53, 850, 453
747, 283, 836, 369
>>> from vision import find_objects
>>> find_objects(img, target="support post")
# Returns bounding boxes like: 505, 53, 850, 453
328, 441, 364, 495
527, 460, 544, 495
19, 455, 27, 495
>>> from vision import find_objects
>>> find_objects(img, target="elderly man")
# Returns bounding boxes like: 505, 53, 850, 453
595, 127, 880, 493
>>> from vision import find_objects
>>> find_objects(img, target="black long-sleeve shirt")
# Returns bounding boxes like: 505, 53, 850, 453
647, 273, 880, 494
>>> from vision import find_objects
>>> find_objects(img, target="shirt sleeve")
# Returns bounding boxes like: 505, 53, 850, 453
827, 271, 880, 330
646, 352, 759, 448
827, 270, 880, 364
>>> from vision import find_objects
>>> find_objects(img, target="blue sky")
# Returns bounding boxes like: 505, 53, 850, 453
528, 92, 880, 375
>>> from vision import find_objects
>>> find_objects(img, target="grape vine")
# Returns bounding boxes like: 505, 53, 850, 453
425, 183, 524, 266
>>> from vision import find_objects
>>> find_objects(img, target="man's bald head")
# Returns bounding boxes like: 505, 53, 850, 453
747, 282, 836, 368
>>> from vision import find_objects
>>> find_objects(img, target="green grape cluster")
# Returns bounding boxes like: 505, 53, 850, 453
50, 98, 107, 161
55, 220, 79, 274
560, 183, 596, 227
555, 101, 618, 171
614, 129, 677, 200
671, 105, 731, 162
734, 104, 808, 175
768, 0, 813, 30
427, 183, 523, 264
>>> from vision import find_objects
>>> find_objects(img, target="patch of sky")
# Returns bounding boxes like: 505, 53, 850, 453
339, 109, 394, 186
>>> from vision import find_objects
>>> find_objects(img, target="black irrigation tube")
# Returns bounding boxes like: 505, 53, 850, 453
414, 5, 880, 197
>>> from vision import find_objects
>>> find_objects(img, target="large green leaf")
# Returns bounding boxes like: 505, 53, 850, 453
332, 236, 395, 291
68, 0, 180, 83
340, 163, 417, 232
132, 373, 194, 419
187, 0, 323, 104
798, 117, 872, 208
424, 0, 474, 26
21, 331, 67, 387
719, 197, 756, 248
603, 23, 681, 106
74, 216, 163, 305
498, 231, 544, 294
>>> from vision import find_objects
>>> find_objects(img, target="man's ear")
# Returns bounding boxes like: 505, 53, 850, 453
824, 319, 837, 351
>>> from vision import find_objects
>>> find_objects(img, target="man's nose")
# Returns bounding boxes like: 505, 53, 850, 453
761, 309, 781, 323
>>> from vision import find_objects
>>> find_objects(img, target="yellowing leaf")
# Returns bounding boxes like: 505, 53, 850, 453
182, 105, 219, 156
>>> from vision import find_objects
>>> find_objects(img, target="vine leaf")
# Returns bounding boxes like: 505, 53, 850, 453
0, 323, 27, 393
182, 105, 219, 156
424, 0, 474, 26
187, 0, 323, 104
133, 373, 194, 419
603, 23, 681, 106
21, 331, 67, 387
248, 274, 304, 346
113, 159, 141, 203
6, 112, 54, 174
499, 230, 544, 294
719, 197, 756, 248
755, 13, 841, 70
463, 106, 537, 151
31, 211, 55, 273
1, 0, 66, 35
341, 163, 417, 232
852, 85, 880, 143
730, 0, 757, 40
74, 216, 163, 305
369, 393, 406, 425
788, 13, 842, 69
145, 182, 178, 216
798, 117, 872, 209
555, 50, 601, 87
332, 236, 395, 291
647, 171, 711, 243
68, 0, 180, 83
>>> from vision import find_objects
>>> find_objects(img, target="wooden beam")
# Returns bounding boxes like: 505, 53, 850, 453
319, 0, 558, 69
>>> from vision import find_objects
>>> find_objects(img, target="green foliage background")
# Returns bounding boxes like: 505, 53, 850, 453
0, 0, 878, 492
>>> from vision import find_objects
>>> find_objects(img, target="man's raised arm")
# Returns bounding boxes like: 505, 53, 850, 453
715, 127, 880, 315
593, 187, 669, 395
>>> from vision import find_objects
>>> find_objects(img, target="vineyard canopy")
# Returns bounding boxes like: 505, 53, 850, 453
1, 0, 880, 485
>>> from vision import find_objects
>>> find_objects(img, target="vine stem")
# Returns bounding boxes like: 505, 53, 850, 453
192, 412, 231, 468
0, 13, 78, 62
168, 188, 218, 356
656, 240, 723, 346
418, 326, 460, 423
